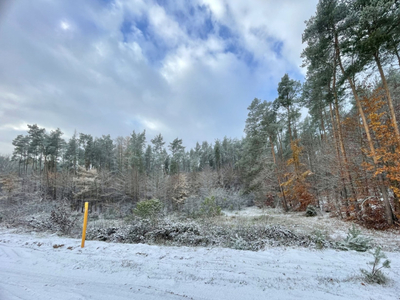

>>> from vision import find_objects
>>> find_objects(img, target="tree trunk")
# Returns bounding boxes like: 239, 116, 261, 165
319, 105, 326, 141
332, 55, 357, 217
287, 106, 293, 144
329, 102, 349, 217
374, 52, 400, 147
334, 32, 393, 225
270, 136, 288, 211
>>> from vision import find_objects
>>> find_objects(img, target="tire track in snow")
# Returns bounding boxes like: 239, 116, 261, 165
0, 244, 23, 263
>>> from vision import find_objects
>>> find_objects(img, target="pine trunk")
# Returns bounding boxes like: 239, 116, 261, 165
334, 33, 393, 225
374, 52, 400, 147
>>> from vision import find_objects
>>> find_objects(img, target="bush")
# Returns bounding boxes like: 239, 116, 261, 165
337, 224, 372, 252
133, 199, 163, 224
361, 247, 390, 284
200, 196, 222, 217
182, 195, 202, 217
311, 230, 328, 249
359, 197, 390, 229
86, 218, 324, 251
182, 195, 222, 218
230, 234, 251, 250
306, 205, 317, 217
48, 206, 77, 234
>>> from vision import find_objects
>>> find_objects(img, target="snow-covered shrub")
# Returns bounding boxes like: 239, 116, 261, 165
145, 221, 208, 246
306, 205, 317, 217
230, 234, 251, 250
361, 247, 390, 284
311, 230, 330, 249
87, 220, 153, 243
86, 217, 329, 251
125, 220, 153, 243
48, 206, 77, 234
337, 224, 372, 252
23, 205, 78, 235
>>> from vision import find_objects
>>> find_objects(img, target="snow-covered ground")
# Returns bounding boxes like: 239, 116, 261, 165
222, 207, 400, 251
1, 229, 399, 300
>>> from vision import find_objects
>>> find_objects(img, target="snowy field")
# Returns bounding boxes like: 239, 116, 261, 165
1, 229, 399, 300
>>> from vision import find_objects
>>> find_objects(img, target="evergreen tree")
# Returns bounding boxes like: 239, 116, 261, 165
65, 131, 79, 173
12, 134, 30, 175
169, 138, 185, 175
274, 74, 301, 143
27, 124, 46, 173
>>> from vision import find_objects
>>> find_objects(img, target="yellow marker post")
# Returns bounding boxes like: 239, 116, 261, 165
81, 202, 89, 248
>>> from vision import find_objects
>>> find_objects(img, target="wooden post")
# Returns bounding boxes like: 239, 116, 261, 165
81, 202, 89, 248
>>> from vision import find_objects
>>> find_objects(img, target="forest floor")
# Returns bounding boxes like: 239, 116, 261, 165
1, 206, 400, 299
221, 207, 400, 251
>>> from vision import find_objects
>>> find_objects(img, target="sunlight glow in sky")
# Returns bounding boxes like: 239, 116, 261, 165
60, 21, 70, 31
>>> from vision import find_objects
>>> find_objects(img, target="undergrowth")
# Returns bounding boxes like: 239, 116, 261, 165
86, 216, 335, 251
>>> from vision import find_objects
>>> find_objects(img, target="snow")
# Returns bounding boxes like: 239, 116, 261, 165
1, 229, 399, 300
223, 207, 400, 251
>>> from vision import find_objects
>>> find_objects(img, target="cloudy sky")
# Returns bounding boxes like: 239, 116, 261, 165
0, 0, 318, 154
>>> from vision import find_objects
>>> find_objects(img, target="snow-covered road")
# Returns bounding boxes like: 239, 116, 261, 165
0, 231, 399, 300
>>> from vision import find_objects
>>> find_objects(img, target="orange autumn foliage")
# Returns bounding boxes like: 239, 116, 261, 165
281, 139, 315, 210
361, 88, 400, 215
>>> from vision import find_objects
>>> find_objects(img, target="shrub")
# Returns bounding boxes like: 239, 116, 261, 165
230, 234, 251, 250
361, 247, 390, 284
182, 195, 203, 217
182, 195, 222, 218
133, 199, 163, 224
48, 206, 77, 234
306, 205, 317, 217
311, 230, 328, 249
337, 224, 372, 252
87, 219, 322, 250
359, 197, 390, 229
200, 196, 222, 217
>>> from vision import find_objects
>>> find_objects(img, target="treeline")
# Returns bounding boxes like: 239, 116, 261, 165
11, 126, 242, 177
8, 125, 244, 209
2, 0, 400, 228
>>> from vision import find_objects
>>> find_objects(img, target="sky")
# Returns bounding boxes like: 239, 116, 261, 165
0, 0, 319, 155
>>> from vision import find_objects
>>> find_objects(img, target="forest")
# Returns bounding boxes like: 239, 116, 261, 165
1, 0, 400, 230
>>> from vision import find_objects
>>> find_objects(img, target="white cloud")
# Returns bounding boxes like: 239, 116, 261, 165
0, 123, 29, 132
0, 0, 318, 154
198, 0, 318, 75
200, 0, 226, 19
147, 5, 186, 48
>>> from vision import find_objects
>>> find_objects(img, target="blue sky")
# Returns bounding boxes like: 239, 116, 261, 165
0, 0, 318, 154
